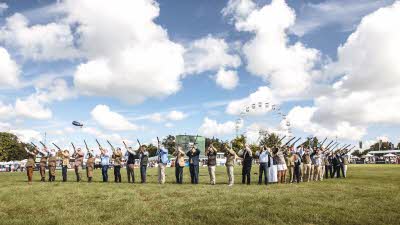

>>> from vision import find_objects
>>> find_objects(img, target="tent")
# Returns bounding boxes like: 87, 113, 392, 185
383, 153, 397, 157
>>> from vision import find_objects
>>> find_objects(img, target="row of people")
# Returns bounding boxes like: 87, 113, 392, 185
24, 142, 349, 185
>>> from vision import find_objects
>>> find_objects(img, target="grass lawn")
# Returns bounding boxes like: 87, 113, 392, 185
0, 164, 399, 225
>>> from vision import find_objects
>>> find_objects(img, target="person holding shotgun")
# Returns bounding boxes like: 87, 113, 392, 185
24, 146, 38, 184
61, 149, 70, 182
173, 145, 185, 184
205, 143, 218, 185
240, 143, 253, 185
72, 143, 85, 182
224, 144, 237, 186
255, 146, 271, 185
35, 142, 48, 182
84, 140, 95, 183
137, 140, 149, 183
156, 137, 169, 184
124, 141, 137, 184
48, 148, 57, 182
107, 140, 122, 183
186, 140, 201, 185
98, 140, 110, 182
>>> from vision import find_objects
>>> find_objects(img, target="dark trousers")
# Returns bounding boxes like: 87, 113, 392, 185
332, 165, 341, 178
175, 166, 183, 184
294, 166, 301, 183
325, 165, 332, 179
101, 165, 109, 182
62, 166, 68, 182
242, 165, 252, 184
114, 165, 122, 183
189, 164, 199, 184
140, 165, 147, 183
126, 164, 135, 183
258, 163, 268, 185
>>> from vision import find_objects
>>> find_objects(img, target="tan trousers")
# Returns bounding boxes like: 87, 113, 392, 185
320, 165, 325, 181
27, 167, 33, 182
287, 166, 294, 183
75, 165, 82, 180
226, 165, 234, 185
208, 166, 216, 184
314, 165, 322, 181
158, 163, 166, 184
303, 164, 312, 182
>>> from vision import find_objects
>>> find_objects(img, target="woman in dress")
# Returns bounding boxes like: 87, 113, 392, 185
275, 147, 287, 184
268, 147, 278, 183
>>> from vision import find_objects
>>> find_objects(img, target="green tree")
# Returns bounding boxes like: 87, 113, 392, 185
205, 137, 224, 152
259, 133, 281, 148
146, 144, 158, 157
162, 135, 176, 154
0, 132, 31, 161
231, 135, 246, 153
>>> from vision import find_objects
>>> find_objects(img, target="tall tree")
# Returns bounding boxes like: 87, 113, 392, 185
259, 133, 281, 148
0, 132, 31, 161
146, 144, 158, 157
231, 135, 246, 153
162, 135, 176, 154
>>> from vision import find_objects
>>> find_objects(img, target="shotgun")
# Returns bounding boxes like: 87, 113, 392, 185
325, 140, 334, 149
107, 140, 115, 153
52, 143, 61, 151
290, 137, 302, 147
282, 137, 296, 147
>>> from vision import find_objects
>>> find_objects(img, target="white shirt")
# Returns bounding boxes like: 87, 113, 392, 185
258, 150, 270, 163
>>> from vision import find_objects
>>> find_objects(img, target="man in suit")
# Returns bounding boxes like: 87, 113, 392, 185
241, 144, 253, 185
173, 146, 185, 184
256, 146, 270, 185
186, 143, 200, 184
157, 144, 169, 184
332, 153, 342, 178
124, 144, 137, 183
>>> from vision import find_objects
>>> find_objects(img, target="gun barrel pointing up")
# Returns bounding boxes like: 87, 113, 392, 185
325, 140, 334, 149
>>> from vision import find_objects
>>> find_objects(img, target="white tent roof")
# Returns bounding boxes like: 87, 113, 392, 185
365, 153, 374, 157
383, 153, 397, 157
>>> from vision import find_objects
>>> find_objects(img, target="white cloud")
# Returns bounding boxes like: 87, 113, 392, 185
290, 0, 395, 36
184, 35, 241, 75
0, 47, 20, 87
148, 113, 164, 122
215, 68, 239, 90
64, 0, 185, 104
224, 0, 320, 98
165, 110, 187, 121
287, 106, 366, 141
0, 101, 14, 119
0, 13, 78, 61
15, 97, 52, 120
10, 129, 42, 142
91, 104, 138, 131
165, 122, 174, 128
0, 3, 8, 14
311, 2, 400, 127
198, 117, 240, 137
222, 0, 255, 22
226, 86, 278, 115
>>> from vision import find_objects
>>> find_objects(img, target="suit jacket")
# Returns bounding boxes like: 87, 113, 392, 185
186, 149, 200, 166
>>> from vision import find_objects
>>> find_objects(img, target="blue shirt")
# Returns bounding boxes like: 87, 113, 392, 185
157, 148, 168, 164
100, 153, 110, 166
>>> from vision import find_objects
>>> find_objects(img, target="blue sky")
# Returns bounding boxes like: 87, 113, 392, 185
0, 0, 399, 151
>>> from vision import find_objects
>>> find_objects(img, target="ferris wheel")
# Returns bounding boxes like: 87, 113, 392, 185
235, 101, 292, 138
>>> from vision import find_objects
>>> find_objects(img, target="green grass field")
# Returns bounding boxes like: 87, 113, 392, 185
0, 164, 399, 225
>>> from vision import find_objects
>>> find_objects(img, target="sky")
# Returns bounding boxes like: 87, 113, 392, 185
0, 0, 399, 151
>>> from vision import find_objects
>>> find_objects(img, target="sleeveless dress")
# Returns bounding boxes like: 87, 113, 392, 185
268, 157, 278, 183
